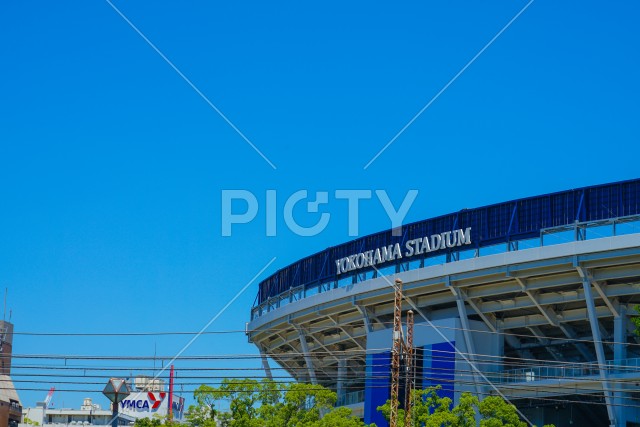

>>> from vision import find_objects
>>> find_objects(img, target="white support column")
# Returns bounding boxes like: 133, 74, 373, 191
447, 280, 482, 396
614, 305, 627, 363
337, 357, 347, 403
462, 291, 497, 332
260, 347, 273, 381
582, 278, 616, 427
614, 305, 628, 427
577, 267, 619, 318
296, 327, 317, 385
355, 303, 375, 334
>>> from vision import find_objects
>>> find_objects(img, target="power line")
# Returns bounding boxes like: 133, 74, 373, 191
11, 322, 640, 350
8, 347, 640, 375
5, 379, 640, 412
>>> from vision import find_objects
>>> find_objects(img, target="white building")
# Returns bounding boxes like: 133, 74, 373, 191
20, 377, 185, 427
21, 398, 134, 426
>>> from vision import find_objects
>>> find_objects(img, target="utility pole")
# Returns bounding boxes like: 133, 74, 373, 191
389, 279, 403, 427
168, 365, 175, 422
404, 310, 415, 427
390, 279, 416, 427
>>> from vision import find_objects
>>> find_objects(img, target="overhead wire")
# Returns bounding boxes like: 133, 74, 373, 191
10, 321, 640, 350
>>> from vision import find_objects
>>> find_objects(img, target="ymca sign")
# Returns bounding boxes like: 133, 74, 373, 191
120, 392, 166, 412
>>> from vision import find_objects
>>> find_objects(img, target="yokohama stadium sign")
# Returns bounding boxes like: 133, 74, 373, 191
335, 227, 472, 275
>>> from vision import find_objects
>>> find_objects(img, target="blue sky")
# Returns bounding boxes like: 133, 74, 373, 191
1, 0, 639, 409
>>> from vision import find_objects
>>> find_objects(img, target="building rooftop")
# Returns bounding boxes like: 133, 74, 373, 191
0, 374, 21, 404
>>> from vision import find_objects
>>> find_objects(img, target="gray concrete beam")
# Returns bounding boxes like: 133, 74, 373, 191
577, 266, 619, 318
583, 278, 616, 426
526, 326, 564, 361
260, 347, 273, 380
447, 280, 482, 396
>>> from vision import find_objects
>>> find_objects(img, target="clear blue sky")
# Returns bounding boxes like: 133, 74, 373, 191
1, 0, 639, 409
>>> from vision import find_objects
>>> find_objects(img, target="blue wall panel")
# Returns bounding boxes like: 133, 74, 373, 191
425, 341, 456, 401
364, 351, 391, 427
364, 342, 456, 425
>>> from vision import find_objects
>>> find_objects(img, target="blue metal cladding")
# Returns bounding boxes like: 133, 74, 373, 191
424, 342, 456, 401
363, 344, 455, 426
364, 351, 391, 427
257, 179, 640, 305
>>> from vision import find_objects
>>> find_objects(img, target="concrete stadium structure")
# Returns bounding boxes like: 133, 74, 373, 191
247, 179, 640, 427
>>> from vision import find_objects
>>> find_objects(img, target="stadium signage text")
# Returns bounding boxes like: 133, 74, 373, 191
335, 227, 472, 275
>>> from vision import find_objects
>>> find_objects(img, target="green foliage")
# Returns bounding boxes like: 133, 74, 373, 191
632, 305, 640, 336
132, 413, 182, 427
312, 406, 370, 427
23, 417, 40, 426
185, 384, 221, 427
133, 417, 163, 427
185, 379, 369, 427
377, 386, 554, 427
478, 395, 527, 427
186, 403, 219, 427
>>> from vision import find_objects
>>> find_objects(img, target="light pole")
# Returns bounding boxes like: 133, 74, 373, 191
102, 378, 131, 427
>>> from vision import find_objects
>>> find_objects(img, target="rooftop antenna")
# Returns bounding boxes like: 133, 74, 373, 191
0, 289, 8, 353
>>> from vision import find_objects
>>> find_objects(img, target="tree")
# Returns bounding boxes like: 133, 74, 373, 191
377, 386, 555, 427
377, 386, 458, 427
478, 395, 526, 427
185, 402, 219, 427
310, 406, 369, 427
184, 384, 219, 426
133, 416, 163, 427
187, 379, 370, 427
215, 378, 263, 426
632, 306, 640, 336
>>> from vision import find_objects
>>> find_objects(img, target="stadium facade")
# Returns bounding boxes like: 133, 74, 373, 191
247, 179, 640, 427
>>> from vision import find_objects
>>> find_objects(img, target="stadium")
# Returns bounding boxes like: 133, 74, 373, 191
247, 178, 640, 427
